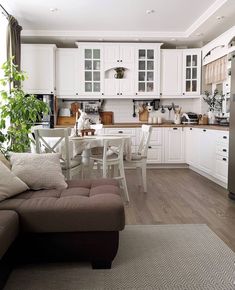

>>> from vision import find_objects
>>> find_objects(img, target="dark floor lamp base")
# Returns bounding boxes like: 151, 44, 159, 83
228, 192, 235, 200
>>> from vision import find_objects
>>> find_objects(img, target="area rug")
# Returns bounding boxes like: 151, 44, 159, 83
4, 225, 235, 290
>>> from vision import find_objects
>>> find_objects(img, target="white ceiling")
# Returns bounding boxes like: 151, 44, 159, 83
2, 0, 235, 47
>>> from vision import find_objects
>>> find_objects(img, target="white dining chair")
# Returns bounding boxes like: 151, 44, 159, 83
124, 124, 152, 192
28, 125, 43, 153
34, 128, 82, 180
90, 137, 129, 202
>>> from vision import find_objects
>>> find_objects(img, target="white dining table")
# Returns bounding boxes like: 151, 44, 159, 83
69, 134, 132, 164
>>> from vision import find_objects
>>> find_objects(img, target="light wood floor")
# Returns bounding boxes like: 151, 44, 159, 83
124, 168, 235, 252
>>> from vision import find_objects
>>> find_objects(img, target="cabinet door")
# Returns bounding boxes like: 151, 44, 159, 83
104, 79, 119, 96
185, 127, 200, 166
119, 77, 135, 96
182, 49, 201, 96
21, 44, 56, 94
78, 45, 104, 96
161, 50, 182, 96
56, 49, 79, 96
147, 146, 163, 163
135, 45, 161, 96
164, 127, 185, 163
119, 45, 135, 67
198, 129, 216, 175
215, 155, 228, 183
104, 128, 137, 145
103, 44, 119, 69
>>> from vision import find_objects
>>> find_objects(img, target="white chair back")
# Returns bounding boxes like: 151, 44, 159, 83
102, 138, 124, 168
34, 128, 71, 169
29, 125, 43, 153
137, 125, 153, 157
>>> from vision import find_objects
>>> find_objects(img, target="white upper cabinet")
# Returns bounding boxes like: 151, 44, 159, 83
103, 43, 135, 97
56, 49, 79, 96
104, 44, 134, 69
135, 44, 162, 97
21, 44, 56, 94
161, 49, 182, 96
77, 43, 104, 96
182, 49, 201, 96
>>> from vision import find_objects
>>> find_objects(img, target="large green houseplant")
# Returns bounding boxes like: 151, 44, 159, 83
0, 58, 49, 155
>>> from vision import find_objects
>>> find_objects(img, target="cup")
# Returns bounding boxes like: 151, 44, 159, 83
157, 117, 162, 124
152, 116, 157, 124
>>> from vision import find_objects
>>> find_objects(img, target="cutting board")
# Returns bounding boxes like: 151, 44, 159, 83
99, 111, 114, 125
139, 108, 149, 122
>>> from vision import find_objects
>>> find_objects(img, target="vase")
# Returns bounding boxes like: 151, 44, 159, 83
208, 110, 215, 124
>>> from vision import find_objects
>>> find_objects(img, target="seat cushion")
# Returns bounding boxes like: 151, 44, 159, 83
0, 210, 19, 258
0, 179, 125, 233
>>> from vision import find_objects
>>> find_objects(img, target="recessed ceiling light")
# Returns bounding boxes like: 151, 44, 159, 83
146, 9, 155, 15
50, 8, 58, 12
216, 15, 225, 20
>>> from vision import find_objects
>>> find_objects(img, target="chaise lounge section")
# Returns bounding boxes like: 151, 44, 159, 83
0, 178, 125, 287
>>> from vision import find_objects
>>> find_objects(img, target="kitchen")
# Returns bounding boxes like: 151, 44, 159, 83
20, 26, 234, 193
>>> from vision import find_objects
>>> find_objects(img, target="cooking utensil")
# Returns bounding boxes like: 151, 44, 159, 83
133, 102, 136, 117
161, 105, 165, 114
168, 105, 173, 120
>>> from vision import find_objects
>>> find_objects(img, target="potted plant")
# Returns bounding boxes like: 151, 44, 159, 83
203, 89, 224, 124
0, 58, 49, 156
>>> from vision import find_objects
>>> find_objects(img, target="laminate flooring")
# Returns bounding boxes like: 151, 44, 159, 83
124, 168, 235, 252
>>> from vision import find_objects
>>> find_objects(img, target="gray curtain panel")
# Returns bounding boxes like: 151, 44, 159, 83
7, 15, 22, 70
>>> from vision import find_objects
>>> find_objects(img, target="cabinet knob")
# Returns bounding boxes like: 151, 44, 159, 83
223, 136, 227, 139
120, 60, 122, 62
190, 128, 192, 130
102, 93, 104, 95
173, 127, 178, 130
51, 91, 53, 94
160, 93, 162, 96
76, 93, 78, 95
136, 93, 138, 95
182, 93, 185, 95
117, 93, 119, 95
120, 93, 122, 95
148, 146, 152, 149
117, 60, 119, 62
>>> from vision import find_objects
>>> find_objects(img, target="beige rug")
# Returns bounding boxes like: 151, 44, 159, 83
4, 225, 235, 290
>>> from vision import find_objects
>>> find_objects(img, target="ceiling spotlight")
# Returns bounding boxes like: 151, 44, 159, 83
146, 9, 155, 15
50, 8, 58, 12
216, 15, 225, 20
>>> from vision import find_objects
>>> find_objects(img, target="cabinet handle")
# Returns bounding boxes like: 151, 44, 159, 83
118, 131, 123, 134
223, 158, 227, 161
76, 93, 78, 95
136, 93, 138, 95
51, 91, 53, 94
223, 149, 227, 152
148, 146, 152, 149
120, 60, 122, 62
117, 60, 119, 62
203, 129, 206, 132
160, 93, 162, 96
182, 93, 185, 95
173, 127, 178, 130
117, 93, 119, 95
102, 93, 104, 95
223, 136, 227, 139
120, 92, 122, 95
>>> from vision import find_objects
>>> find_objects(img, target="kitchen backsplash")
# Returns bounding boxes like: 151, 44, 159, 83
58, 98, 203, 123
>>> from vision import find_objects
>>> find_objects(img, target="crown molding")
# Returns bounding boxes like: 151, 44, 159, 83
185, 0, 228, 36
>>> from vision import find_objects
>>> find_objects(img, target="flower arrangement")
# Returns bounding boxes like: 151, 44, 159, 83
203, 89, 224, 112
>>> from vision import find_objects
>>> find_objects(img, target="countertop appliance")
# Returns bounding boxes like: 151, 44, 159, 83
228, 55, 235, 200
34, 94, 54, 128
181, 112, 199, 124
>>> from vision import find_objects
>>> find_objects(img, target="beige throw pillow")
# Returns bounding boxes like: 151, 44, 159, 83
0, 153, 11, 169
10, 153, 68, 190
0, 162, 29, 202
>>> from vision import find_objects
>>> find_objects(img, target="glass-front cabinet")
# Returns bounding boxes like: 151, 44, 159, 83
182, 49, 201, 95
77, 43, 104, 96
135, 44, 162, 96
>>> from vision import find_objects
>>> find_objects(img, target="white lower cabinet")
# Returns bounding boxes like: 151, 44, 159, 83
164, 127, 185, 163
185, 127, 229, 185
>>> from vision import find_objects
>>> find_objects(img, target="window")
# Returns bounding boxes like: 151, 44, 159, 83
0, 13, 7, 81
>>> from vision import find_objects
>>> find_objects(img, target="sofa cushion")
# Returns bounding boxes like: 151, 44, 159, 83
0, 210, 19, 258
0, 153, 11, 169
0, 179, 125, 233
10, 153, 67, 190
0, 162, 29, 202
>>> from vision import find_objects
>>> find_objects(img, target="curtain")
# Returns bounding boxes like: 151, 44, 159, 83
6, 15, 22, 70
205, 56, 227, 84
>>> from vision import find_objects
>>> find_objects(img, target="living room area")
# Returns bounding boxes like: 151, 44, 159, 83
1, 1, 235, 289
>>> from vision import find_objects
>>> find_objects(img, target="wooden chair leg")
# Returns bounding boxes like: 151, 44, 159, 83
119, 165, 129, 202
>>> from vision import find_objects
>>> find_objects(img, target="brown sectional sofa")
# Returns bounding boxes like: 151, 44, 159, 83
0, 179, 125, 288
